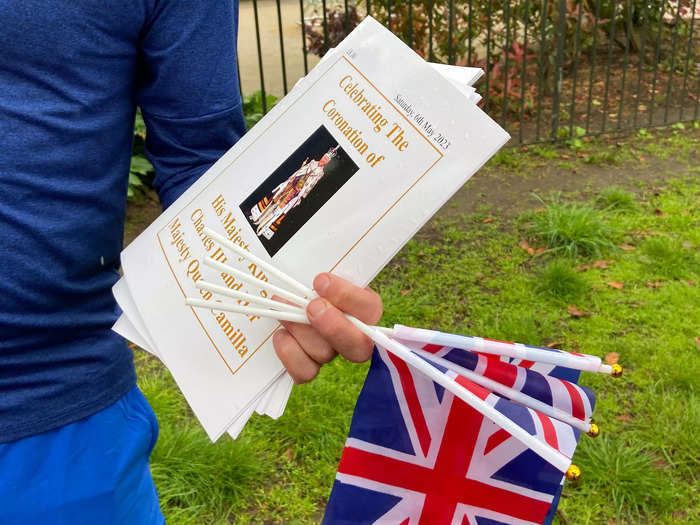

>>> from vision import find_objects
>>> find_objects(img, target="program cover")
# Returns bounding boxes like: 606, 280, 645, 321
120, 17, 510, 440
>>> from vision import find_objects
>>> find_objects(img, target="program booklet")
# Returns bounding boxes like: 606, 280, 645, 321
115, 17, 509, 441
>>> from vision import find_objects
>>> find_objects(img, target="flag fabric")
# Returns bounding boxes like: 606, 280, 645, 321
323, 342, 595, 525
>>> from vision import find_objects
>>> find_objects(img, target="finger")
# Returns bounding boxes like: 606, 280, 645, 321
272, 328, 320, 384
306, 298, 374, 363
279, 320, 336, 365
313, 273, 383, 324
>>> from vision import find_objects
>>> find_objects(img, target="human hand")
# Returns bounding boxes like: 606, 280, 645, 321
272, 273, 383, 383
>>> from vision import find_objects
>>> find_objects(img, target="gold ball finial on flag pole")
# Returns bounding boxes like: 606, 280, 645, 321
611, 364, 623, 378
565, 465, 581, 481
587, 423, 600, 438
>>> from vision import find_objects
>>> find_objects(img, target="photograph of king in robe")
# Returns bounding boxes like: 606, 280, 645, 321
240, 125, 359, 256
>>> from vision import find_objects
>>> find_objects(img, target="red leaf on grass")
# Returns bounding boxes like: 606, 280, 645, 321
607, 281, 624, 290
482, 217, 493, 223
605, 352, 620, 364
400, 289, 409, 296
653, 208, 665, 217
593, 260, 612, 269
619, 244, 636, 251
567, 305, 590, 318
652, 458, 668, 469
616, 414, 632, 422
646, 281, 663, 288
546, 342, 564, 348
520, 240, 535, 255
576, 264, 591, 272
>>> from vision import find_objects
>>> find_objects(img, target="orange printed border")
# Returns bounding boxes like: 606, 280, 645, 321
157, 54, 443, 375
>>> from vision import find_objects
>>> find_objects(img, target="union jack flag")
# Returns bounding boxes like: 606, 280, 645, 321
323, 342, 595, 525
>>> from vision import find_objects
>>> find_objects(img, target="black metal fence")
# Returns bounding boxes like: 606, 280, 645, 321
237, 0, 699, 144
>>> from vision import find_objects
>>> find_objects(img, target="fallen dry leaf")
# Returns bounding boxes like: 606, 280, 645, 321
576, 264, 591, 272
593, 260, 612, 269
646, 281, 663, 288
605, 352, 620, 364
482, 217, 493, 223
653, 208, 665, 217
672, 511, 687, 520
652, 458, 668, 469
535, 246, 546, 254
400, 289, 409, 296
607, 281, 624, 290
629, 230, 656, 238
284, 448, 294, 461
616, 413, 632, 422
695, 337, 700, 348
619, 244, 636, 251
684, 281, 695, 287
520, 240, 535, 255
567, 305, 591, 318
546, 342, 564, 349
630, 301, 647, 308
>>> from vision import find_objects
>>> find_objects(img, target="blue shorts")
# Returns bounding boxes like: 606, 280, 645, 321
0, 385, 165, 525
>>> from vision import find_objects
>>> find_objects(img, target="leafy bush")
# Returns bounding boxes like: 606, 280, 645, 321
304, 5, 362, 57
128, 111, 154, 201
242, 91, 278, 130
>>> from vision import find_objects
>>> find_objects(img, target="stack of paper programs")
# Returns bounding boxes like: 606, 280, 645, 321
114, 17, 510, 441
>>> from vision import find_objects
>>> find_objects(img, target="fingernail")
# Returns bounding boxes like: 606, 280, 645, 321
307, 298, 327, 319
314, 273, 331, 295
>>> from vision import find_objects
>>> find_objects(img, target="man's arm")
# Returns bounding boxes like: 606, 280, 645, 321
136, 1, 246, 209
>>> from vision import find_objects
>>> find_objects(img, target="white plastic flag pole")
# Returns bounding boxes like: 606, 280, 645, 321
392, 324, 614, 375
196, 280, 302, 313
185, 298, 309, 324
204, 227, 316, 298
203, 257, 310, 307
413, 349, 594, 434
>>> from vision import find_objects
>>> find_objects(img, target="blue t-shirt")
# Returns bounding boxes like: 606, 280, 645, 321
0, 0, 246, 443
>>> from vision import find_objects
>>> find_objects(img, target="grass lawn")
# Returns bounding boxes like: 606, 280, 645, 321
129, 124, 699, 524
